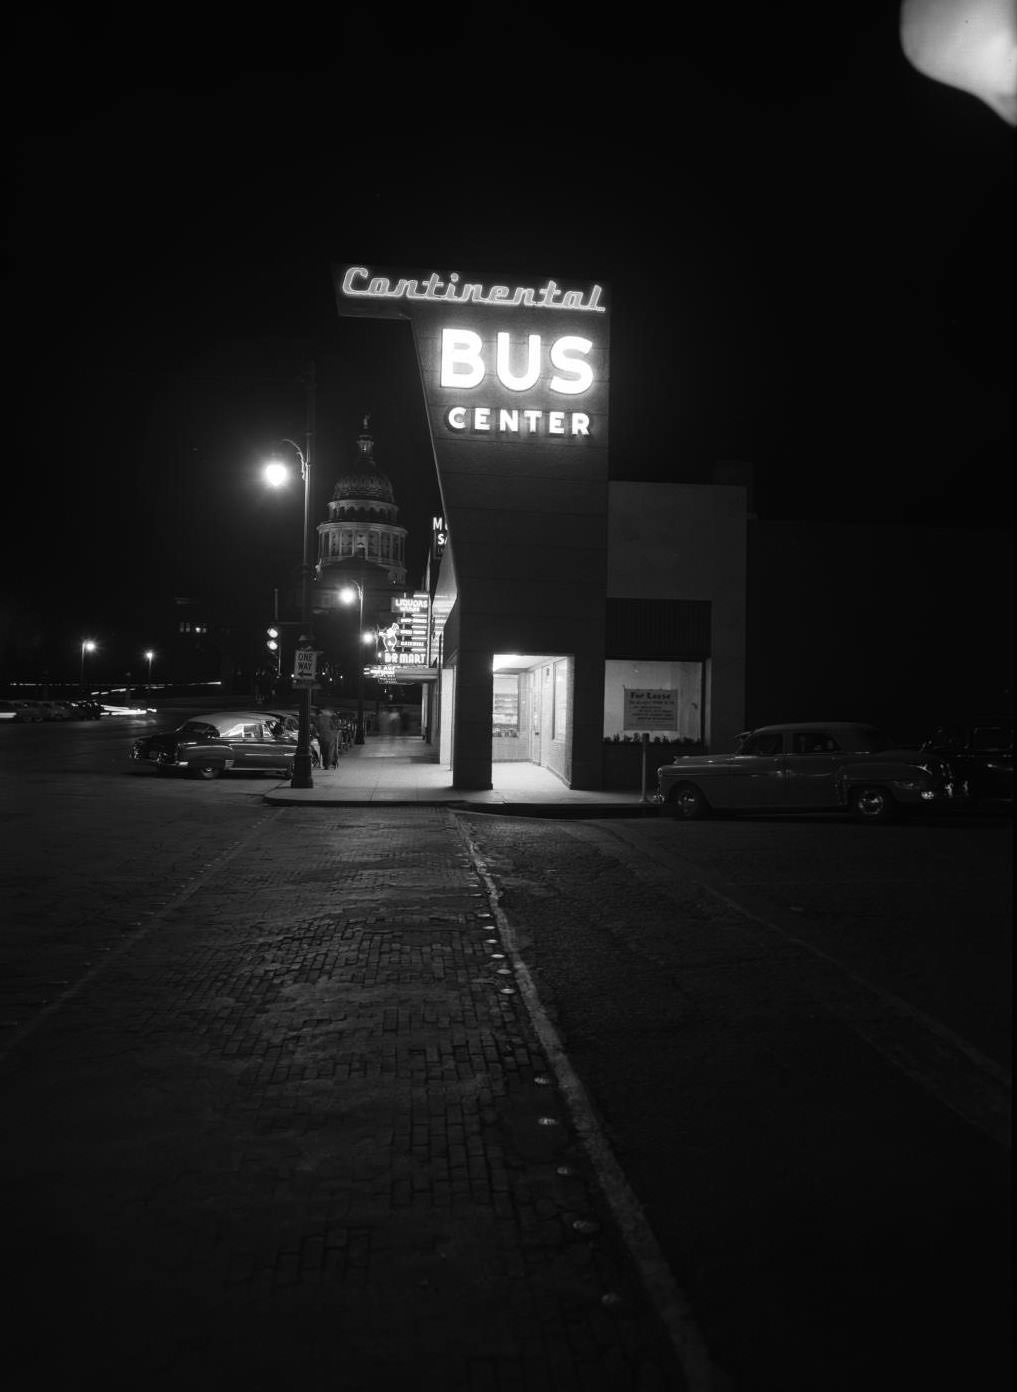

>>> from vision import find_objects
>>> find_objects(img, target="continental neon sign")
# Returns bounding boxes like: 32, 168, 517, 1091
334, 262, 609, 446
341, 266, 606, 313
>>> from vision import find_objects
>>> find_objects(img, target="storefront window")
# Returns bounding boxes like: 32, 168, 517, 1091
602, 659, 704, 742
553, 661, 568, 740
492, 675, 519, 739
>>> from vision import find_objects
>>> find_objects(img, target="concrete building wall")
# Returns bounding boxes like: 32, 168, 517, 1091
607, 482, 748, 752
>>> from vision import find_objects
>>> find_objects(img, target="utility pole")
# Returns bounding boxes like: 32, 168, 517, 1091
292, 360, 317, 789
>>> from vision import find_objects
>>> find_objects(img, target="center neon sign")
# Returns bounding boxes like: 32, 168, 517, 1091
439, 328, 592, 437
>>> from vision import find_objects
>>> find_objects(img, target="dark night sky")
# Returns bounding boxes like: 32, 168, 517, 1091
5, 3, 1014, 680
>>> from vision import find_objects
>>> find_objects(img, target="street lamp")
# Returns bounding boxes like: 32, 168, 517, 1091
264, 437, 316, 788
80, 639, 96, 694
339, 582, 366, 744
144, 649, 154, 692
261, 360, 316, 788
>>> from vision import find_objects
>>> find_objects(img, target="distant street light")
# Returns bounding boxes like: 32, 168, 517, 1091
144, 649, 154, 692
339, 582, 366, 745
262, 363, 316, 788
80, 639, 96, 694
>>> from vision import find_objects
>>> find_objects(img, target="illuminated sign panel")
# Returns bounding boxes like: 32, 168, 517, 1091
333, 264, 609, 450
338, 267, 605, 314
379, 592, 430, 667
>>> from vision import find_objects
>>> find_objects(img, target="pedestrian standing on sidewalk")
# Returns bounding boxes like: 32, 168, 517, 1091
317, 709, 339, 770
308, 709, 324, 768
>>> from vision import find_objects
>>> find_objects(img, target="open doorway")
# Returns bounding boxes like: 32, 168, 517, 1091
492, 654, 573, 783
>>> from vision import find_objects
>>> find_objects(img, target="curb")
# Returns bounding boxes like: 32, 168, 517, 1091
262, 794, 660, 818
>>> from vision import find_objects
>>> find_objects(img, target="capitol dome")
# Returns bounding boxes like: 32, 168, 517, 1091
331, 421, 395, 506
316, 416, 408, 587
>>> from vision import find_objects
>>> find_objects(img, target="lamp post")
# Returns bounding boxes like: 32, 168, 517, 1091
264, 438, 316, 786
339, 581, 366, 744
263, 363, 317, 788
80, 639, 96, 695
144, 649, 154, 693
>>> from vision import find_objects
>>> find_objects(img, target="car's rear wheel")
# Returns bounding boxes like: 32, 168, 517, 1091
668, 782, 711, 820
191, 763, 223, 780
850, 785, 895, 823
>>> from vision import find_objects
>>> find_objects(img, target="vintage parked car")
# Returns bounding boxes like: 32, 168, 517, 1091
45, 701, 78, 720
72, 699, 104, 720
920, 718, 1013, 807
131, 710, 299, 779
9, 698, 99, 721
656, 721, 964, 823
12, 700, 46, 722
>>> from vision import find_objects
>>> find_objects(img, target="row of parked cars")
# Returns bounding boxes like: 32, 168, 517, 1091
655, 718, 1013, 822
129, 708, 354, 778
0, 698, 104, 722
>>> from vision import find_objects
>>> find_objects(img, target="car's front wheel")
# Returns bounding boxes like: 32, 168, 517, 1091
850, 785, 895, 823
191, 763, 223, 780
668, 782, 711, 820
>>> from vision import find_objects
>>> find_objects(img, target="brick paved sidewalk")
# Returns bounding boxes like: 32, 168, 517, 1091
3, 808, 683, 1391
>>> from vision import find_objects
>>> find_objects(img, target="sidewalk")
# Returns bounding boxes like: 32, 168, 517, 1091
265, 736, 655, 816
4, 807, 683, 1390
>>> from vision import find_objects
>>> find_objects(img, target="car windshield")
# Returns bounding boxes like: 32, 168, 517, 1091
179, 721, 217, 737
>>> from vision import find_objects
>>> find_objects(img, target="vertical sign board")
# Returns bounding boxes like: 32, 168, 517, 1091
333, 265, 611, 788
293, 649, 320, 685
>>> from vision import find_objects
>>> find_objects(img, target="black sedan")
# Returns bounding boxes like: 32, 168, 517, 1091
130, 710, 298, 779
921, 718, 1013, 807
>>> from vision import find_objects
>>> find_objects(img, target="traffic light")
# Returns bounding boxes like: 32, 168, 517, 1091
266, 626, 280, 673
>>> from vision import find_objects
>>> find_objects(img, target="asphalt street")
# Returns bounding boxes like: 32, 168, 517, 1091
1, 716, 1011, 1390
461, 813, 1011, 1390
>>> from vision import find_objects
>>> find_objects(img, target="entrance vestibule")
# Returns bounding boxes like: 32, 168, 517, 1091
492, 653, 572, 783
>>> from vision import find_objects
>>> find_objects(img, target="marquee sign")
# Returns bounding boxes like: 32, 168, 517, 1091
339, 267, 605, 314
333, 263, 608, 451
378, 592, 430, 667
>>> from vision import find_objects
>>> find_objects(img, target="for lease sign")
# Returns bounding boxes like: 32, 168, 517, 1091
623, 688, 677, 731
